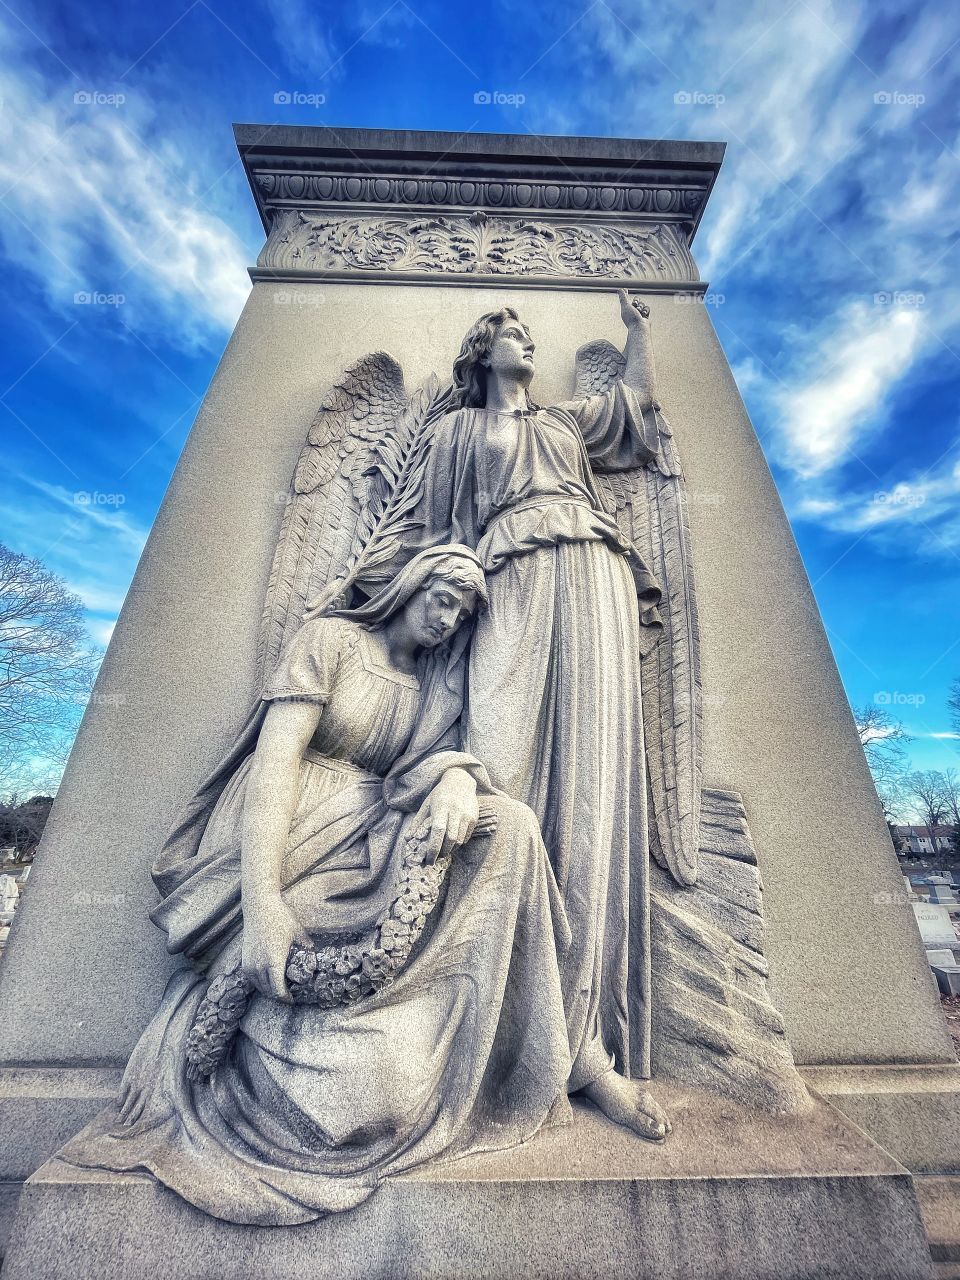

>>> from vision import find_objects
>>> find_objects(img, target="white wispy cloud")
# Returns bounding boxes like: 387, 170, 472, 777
0, 474, 147, 646
262, 1, 418, 86
18, 476, 148, 553
0, 20, 251, 352
771, 301, 927, 475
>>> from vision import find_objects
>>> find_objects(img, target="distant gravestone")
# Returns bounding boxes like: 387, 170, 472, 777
914, 902, 958, 948
933, 966, 960, 997
0, 874, 19, 922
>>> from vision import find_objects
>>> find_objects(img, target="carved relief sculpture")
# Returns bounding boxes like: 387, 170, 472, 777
259, 209, 698, 282
56, 291, 809, 1225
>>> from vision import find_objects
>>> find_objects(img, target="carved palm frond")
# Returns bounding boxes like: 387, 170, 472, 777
575, 338, 703, 887
338, 377, 456, 600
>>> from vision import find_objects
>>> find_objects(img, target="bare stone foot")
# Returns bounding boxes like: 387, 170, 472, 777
582, 1070, 671, 1143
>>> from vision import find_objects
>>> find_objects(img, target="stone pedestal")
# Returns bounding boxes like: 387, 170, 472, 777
1, 1096, 935, 1280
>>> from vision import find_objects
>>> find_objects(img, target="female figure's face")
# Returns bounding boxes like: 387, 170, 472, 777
484, 320, 535, 385
401, 578, 478, 649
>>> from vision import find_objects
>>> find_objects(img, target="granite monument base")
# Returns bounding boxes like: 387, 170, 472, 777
1, 1091, 935, 1280
804, 1065, 960, 1174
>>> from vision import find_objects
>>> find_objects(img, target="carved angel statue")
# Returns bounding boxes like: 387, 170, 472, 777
260, 288, 701, 1137
53, 289, 711, 1225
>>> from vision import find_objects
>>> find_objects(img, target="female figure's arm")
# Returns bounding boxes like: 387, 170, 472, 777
241, 700, 319, 1001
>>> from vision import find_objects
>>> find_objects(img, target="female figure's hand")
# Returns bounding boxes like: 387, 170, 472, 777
242, 894, 310, 1002
415, 767, 480, 863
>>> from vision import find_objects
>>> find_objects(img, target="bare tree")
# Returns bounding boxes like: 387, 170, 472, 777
0, 543, 99, 798
854, 702, 911, 822
940, 768, 960, 846
903, 769, 949, 837
0, 793, 53, 858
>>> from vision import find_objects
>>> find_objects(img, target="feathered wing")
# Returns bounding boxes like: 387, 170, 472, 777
575, 340, 703, 887
257, 352, 452, 688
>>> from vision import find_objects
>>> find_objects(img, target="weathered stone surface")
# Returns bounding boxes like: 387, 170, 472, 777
0, 1068, 121, 1263
1, 1095, 935, 1280
805, 1066, 960, 1175
650, 789, 809, 1111
915, 1175, 960, 1265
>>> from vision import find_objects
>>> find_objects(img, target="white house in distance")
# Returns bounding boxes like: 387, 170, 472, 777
893, 825, 957, 855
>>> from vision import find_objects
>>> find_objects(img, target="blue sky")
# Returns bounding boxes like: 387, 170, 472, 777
1, 0, 959, 780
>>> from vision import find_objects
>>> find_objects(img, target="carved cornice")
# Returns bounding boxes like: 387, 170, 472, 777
254, 170, 707, 222
258, 209, 699, 283
237, 125, 723, 285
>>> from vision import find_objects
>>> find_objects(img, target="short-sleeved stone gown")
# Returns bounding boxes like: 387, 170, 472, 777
57, 617, 573, 1225
406, 382, 663, 1085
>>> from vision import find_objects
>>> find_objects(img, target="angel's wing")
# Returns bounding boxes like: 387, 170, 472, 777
258, 351, 409, 686
257, 352, 453, 688
575, 340, 702, 887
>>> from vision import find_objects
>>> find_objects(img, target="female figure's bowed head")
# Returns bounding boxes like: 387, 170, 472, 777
57, 545, 576, 1226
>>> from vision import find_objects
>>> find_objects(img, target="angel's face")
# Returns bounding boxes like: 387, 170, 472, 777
484, 320, 535, 385
404, 578, 477, 650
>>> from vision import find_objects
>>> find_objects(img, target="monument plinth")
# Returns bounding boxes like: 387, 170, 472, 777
0, 126, 953, 1279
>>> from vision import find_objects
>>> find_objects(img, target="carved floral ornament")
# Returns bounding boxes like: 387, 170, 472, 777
258, 208, 700, 282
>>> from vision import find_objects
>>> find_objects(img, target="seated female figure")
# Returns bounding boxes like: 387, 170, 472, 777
58, 546, 573, 1225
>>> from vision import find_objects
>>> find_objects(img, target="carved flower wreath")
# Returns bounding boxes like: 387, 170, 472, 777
184, 829, 450, 1081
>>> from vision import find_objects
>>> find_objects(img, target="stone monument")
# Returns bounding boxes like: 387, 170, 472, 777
0, 126, 955, 1279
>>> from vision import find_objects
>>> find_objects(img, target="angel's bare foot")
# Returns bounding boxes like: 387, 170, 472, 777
582, 1070, 671, 1142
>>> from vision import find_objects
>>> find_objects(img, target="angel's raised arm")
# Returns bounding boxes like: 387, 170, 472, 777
617, 288, 658, 411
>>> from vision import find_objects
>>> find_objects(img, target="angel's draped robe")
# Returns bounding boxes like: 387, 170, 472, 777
389, 380, 664, 1084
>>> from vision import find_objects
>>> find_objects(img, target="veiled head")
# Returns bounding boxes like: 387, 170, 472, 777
334, 545, 487, 650
452, 308, 536, 408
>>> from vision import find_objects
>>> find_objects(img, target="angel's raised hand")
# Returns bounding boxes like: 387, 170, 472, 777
618, 288, 650, 328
